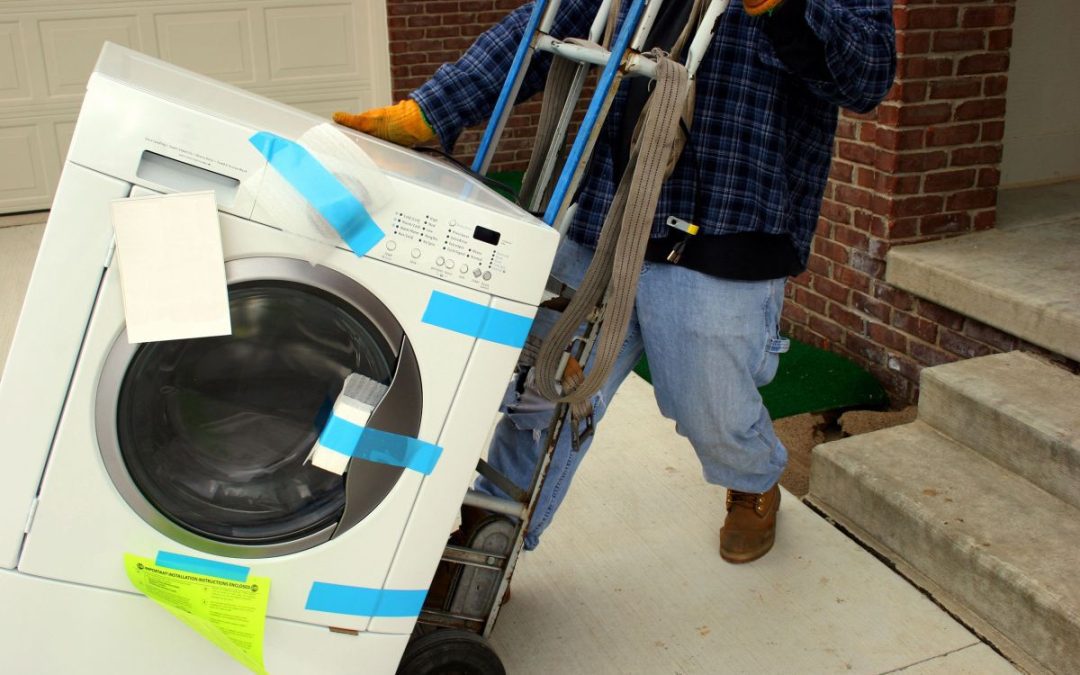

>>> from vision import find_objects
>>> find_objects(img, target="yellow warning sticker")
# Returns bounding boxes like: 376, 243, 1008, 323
124, 554, 271, 674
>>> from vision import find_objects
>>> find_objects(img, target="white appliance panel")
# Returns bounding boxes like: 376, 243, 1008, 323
0, 166, 127, 569
0, 570, 409, 674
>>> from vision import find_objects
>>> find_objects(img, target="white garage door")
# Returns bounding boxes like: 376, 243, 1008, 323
0, 0, 392, 214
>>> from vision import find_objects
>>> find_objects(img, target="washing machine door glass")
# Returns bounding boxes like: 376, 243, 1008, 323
101, 259, 421, 556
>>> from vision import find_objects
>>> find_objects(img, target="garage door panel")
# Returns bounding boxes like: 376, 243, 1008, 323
155, 10, 255, 85
39, 15, 143, 97
0, 1, 391, 214
0, 123, 50, 206
265, 4, 358, 81
0, 23, 31, 101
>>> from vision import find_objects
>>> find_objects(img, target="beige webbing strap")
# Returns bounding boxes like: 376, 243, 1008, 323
534, 53, 690, 405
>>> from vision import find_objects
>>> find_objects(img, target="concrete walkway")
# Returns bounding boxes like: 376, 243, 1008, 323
489, 374, 1018, 674
1, 216, 1018, 674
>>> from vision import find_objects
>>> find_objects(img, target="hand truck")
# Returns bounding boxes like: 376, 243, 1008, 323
396, 1, 731, 672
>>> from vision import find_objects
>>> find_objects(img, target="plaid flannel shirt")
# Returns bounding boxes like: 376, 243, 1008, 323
412, 0, 896, 275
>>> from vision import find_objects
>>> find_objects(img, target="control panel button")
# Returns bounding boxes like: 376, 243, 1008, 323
472, 268, 482, 278
411, 249, 421, 259
482, 271, 492, 281
460, 264, 468, 273
445, 259, 455, 269
386, 240, 397, 251
436, 256, 445, 266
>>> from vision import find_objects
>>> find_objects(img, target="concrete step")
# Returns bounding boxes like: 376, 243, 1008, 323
920, 352, 1080, 510
809, 421, 1080, 675
885, 218, 1080, 363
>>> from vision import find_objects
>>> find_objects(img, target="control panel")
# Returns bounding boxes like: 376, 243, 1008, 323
373, 201, 534, 297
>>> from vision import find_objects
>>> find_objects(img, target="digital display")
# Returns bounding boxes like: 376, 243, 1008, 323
473, 225, 501, 246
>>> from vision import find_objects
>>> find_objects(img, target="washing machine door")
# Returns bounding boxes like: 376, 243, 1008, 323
96, 257, 422, 559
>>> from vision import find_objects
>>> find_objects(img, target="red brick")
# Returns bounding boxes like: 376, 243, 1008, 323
835, 184, 875, 210
957, 53, 1009, 75
921, 212, 971, 235
834, 264, 872, 294
869, 322, 909, 352
983, 75, 1008, 97
875, 128, 925, 151
946, 188, 997, 210
833, 225, 869, 249
898, 57, 954, 80
908, 7, 958, 29
928, 77, 982, 100
925, 123, 980, 147
932, 30, 985, 53
916, 300, 965, 330
829, 303, 867, 331
855, 167, 878, 189
973, 209, 996, 230
782, 302, 809, 327
898, 103, 953, 126
981, 120, 1006, 142
845, 333, 887, 366
910, 340, 953, 367
873, 282, 915, 311
897, 31, 932, 55
850, 250, 887, 278
809, 314, 846, 344
829, 160, 855, 183
956, 97, 1007, 121
852, 291, 892, 323
951, 145, 1002, 166
819, 199, 852, 225
794, 287, 827, 314
876, 150, 948, 174
939, 328, 994, 359
988, 29, 1013, 52
888, 217, 920, 239
977, 168, 1001, 188
838, 141, 876, 166
893, 195, 944, 217
814, 275, 852, 304
807, 252, 831, 276
875, 173, 923, 195
963, 320, 1018, 352
815, 238, 850, 264
962, 6, 1014, 28
891, 309, 939, 342
924, 168, 977, 192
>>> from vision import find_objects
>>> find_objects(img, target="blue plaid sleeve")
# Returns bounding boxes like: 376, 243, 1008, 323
764, 0, 896, 113
411, 0, 600, 150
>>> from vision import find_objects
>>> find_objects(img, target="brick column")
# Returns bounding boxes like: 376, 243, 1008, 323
782, 0, 1018, 403
386, 0, 542, 170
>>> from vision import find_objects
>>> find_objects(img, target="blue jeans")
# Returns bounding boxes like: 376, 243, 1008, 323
478, 238, 790, 550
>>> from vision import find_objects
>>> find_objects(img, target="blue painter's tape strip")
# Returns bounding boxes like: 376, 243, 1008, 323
305, 582, 427, 618
249, 131, 384, 257
318, 416, 442, 475
155, 551, 250, 582
421, 290, 532, 348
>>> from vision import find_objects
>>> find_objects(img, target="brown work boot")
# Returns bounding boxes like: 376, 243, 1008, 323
719, 484, 781, 564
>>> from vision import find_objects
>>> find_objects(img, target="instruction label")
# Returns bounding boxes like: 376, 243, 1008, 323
124, 554, 271, 674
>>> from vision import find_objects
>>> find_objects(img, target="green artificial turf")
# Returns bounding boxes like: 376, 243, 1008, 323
633, 339, 888, 420
483, 171, 886, 419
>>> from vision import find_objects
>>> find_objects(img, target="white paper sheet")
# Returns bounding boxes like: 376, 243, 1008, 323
111, 191, 231, 344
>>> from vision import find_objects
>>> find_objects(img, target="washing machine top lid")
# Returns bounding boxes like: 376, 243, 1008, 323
81, 43, 541, 226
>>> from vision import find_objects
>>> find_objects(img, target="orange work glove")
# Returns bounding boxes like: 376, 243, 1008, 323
333, 99, 435, 147
744, 0, 786, 16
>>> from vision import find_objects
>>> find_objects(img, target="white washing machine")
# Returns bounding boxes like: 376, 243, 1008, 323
0, 44, 557, 673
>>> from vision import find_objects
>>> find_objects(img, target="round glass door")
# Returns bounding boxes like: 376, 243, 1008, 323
97, 257, 421, 557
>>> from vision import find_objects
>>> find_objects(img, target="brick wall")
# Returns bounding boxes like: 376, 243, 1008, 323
386, 0, 543, 169
781, 0, 1022, 403
384, 0, 1041, 404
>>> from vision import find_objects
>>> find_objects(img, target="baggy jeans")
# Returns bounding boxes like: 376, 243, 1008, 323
477, 238, 790, 550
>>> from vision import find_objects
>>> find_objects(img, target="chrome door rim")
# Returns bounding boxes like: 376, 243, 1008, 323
96, 256, 414, 559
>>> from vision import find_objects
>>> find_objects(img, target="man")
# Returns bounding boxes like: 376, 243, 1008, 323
335, 0, 895, 563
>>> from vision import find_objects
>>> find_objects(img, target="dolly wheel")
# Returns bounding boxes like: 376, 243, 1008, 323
397, 629, 506, 675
